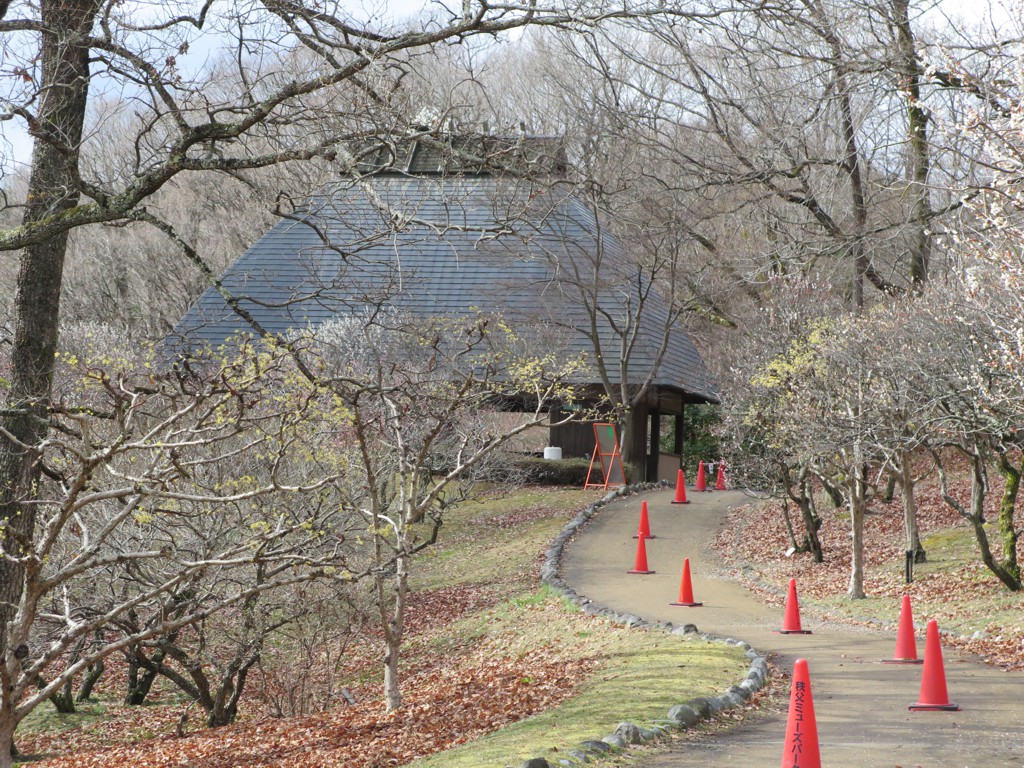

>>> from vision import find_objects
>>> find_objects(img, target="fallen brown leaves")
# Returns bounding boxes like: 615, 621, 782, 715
20, 489, 602, 768
28, 646, 596, 768
714, 474, 1024, 671
402, 585, 504, 635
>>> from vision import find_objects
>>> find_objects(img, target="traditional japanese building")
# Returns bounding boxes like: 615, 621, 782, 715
170, 136, 717, 481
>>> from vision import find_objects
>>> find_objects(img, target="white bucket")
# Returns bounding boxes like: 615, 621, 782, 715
543, 446, 563, 460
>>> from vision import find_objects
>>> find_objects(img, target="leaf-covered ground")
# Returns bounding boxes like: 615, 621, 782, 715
714, 469, 1024, 670
19, 489, 604, 768
26, 643, 596, 768
18, 488, 751, 768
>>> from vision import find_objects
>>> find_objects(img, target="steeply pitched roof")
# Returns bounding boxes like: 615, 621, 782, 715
170, 175, 718, 403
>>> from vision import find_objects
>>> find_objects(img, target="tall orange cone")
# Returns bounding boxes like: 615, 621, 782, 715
715, 462, 727, 490
633, 500, 655, 539
883, 595, 923, 664
694, 461, 707, 492
627, 533, 655, 574
671, 469, 690, 504
777, 578, 812, 634
670, 557, 703, 606
909, 619, 959, 711
781, 658, 821, 768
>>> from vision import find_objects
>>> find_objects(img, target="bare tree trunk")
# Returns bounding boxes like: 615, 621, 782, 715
892, 0, 933, 287
0, 713, 15, 768
383, 642, 402, 713
798, 479, 824, 563
932, 448, 1021, 592
780, 499, 800, 552
619, 418, 635, 483
784, 464, 823, 562
76, 658, 105, 703
882, 472, 897, 503
0, 4, 97, 764
44, 679, 76, 715
963, 454, 1020, 591
996, 452, 1022, 588
382, 549, 409, 713
819, 474, 845, 508
900, 453, 926, 563
802, 0, 870, 307
848, 464, 867, 598
207, 661, 255, 728
124, 648, 164, 706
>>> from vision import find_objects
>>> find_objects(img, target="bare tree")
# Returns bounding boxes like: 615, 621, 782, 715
537, 0, 1000, 315
312, 311, 584, 712
0, 328, 376, 762
914, 289, 1023, 592
720, 278, 847, 561
0, 3, 717, 759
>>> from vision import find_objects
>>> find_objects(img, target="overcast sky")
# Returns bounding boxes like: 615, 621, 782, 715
0, 0, 1015, 179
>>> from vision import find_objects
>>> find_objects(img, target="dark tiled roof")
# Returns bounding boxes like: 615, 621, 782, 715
170, 175, 717, 403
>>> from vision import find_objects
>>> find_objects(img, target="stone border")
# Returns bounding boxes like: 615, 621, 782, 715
518, 482, 770, 768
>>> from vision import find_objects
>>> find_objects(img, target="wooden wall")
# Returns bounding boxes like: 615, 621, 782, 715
548, 392, 692, 483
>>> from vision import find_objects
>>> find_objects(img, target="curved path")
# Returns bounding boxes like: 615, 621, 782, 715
561, 487, 1024, 767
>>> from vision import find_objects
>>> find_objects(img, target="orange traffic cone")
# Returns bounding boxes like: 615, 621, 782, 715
781, 658, 821, 768
627, 533, 655, 574
715, 463, 726, 490
633, 500, 655, 539
909, 619, 959, 711
777, 578, 812, 634
883, 595, 923, 664
670, 557, 703, 606
695, 461, 707, 492
671, 469, 690, 504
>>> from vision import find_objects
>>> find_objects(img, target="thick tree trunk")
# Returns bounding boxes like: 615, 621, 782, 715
996, 453, 1022, 588
819, 475, 845, 508
0, 713, 15, 768
0, 4, 96, 765
781, 464, 823, 561
620, 400, 647, 483
798, 479, 824, 562
46, 679, 76, 715
882, 472, 897, 503
383, 642, 402, 714
124, 648, 165, 706
207, 665, 250, 728
785, 476, 823, 562
76, 658, 104, 703
892, 0, 933, 287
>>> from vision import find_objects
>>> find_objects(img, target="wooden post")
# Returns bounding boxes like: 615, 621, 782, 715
625, 399, 649, 483
648, 406, 661, 482
674, 411, 684, 455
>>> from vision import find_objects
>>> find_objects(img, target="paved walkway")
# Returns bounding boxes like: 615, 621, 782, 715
560, 488, 1024, 767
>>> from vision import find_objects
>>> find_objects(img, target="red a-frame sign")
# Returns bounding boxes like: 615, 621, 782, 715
584, 423, 626, 490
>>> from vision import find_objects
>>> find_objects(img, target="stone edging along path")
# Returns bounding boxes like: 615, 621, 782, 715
513, 483, 770, 768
